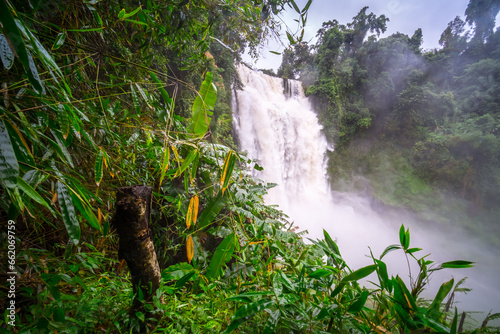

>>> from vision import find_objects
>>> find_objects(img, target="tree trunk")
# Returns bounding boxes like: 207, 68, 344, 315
112, 185, 162, 314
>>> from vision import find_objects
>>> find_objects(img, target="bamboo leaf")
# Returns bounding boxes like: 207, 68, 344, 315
262, 310, 280, 334
348, 290, 369, 313
16, 176, 51, 211
0, 118, 19, 189
197, 191, 226, 230
175, 149, 198, 178
0, 1, 44, 93
158, 145, 170, 187
342, 264, 377, 283
186, 235, 194, 263
427, 278, 455, 319
52, 31, 66, 50
120, 6, 142, 19
375, 259, 391, 292
56, 181, 81, 245
308, 268, 333, 279
220, 150, 236, 193
206, 233, 236, 279
130, 84, 141, 114
192, 195, 199, 226
323, 229, 340, 256
302, 0, 313, 14
148, 71, 172, 109
0, 32, 14, 70
4, 119, 35, 166
188, 72, 217, 136
380, 244, 401, 259
440, 260, 474, 269
118, 9, 125, 19
94, 149, 104, 186
50, 130, 74, 168
124, 19, 148, 26
289, 0, 300, 13
223, 299, 274, 333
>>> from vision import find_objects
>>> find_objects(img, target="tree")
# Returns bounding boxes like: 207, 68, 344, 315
465, 0, 500, 43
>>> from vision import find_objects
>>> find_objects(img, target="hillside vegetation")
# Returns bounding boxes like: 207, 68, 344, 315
0, 0, 498, 333
278, 3, 500, 240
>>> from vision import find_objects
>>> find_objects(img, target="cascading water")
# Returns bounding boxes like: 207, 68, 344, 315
233, 65, 332, 218
232, 64, 500, 320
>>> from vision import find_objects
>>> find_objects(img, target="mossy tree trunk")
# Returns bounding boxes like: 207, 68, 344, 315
112, 185, 162, 314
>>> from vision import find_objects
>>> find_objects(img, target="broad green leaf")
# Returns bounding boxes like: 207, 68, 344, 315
220, 150, 236, 193
286, 31, 296, 45
380, 244, 401, 259
188, 72, 217, 136
52, 31, 66, 50
269, 51, 281, 55
95, 149, 104, 186
0, 1, 44, 93
197, 190, 226, 230
427, 278, 454, 319
0, 118, 19, 189
0, 33, 14, 70
56, 181, 81, 245
342, 264, 377, 283
206, 233, 236, 279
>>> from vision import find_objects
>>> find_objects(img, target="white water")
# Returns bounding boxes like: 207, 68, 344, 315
232, 65, 500, 325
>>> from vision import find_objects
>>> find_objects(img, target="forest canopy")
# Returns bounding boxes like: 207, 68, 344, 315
0, 0, 499, 333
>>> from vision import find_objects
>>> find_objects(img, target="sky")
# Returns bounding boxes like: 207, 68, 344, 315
244, 0, 495, 70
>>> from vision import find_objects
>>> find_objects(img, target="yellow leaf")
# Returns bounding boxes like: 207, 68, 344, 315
193, 195, 199, 226
186, 195, 199, 229
98, 207, 102, 225
186, 236, 194, 263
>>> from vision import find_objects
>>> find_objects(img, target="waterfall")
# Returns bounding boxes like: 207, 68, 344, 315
233, 64, 333, 228
232, 65, 500, 317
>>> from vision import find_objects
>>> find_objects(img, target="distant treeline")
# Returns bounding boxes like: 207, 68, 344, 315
274, 2, 500, 210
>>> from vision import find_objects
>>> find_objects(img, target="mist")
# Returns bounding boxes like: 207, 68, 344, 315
233, 64, 500, 328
